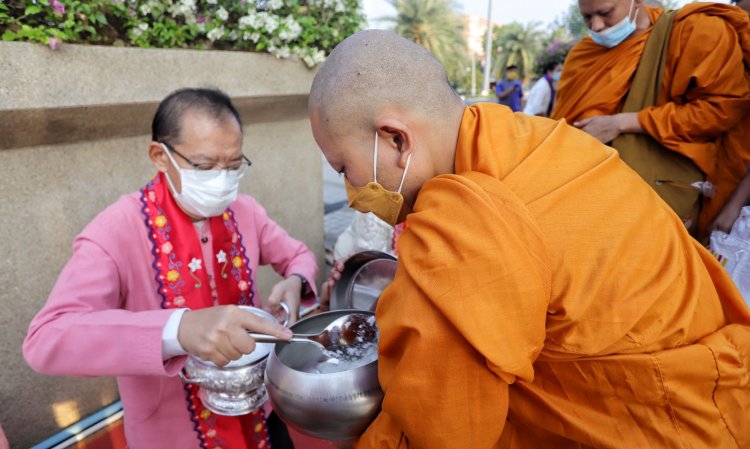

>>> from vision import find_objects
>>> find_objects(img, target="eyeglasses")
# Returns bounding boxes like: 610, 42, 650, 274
161, 141, 252, 174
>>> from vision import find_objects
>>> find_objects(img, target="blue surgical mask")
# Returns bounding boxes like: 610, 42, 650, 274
589, 0, 638, 48
552, 72, 561, 82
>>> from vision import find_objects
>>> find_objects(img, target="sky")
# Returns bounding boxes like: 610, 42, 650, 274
362, 0, 733, 29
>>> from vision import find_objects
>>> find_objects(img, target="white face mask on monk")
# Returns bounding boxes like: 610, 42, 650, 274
589, 0, 639, 48
161, 143, 244, 217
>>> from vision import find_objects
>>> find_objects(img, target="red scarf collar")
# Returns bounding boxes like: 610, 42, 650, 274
141, 172, 271, 449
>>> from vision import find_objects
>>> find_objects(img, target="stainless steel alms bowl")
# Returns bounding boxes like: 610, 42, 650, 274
180, 305, 288, 416
331, 251, 397, 312
265, 310, 383, 440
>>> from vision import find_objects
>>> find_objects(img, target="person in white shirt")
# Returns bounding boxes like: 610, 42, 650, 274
523, 61, 562, 117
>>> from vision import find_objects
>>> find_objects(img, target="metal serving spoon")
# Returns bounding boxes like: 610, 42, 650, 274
249, 313, 377, 356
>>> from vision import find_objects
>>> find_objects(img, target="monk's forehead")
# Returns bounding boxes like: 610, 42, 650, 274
309, 106, 365, 161
579, 0, 624, 14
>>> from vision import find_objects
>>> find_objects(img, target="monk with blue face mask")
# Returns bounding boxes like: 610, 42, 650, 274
552, 0, 750, 239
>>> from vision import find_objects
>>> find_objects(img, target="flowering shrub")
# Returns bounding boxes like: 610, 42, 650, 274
532, 39, 575, 75
0, 0, 364, 66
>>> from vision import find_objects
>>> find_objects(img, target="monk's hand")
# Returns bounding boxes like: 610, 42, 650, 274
575, 112, 641, 144
708, 200, 744, 234
265, 276, 303, 324
319, 259, 346, 312
178, 305, 292, 366
574, 115, 622, 143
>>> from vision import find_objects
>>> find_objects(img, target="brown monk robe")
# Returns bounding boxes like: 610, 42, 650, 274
552, 2, 750, 237
309, 30, 750, 449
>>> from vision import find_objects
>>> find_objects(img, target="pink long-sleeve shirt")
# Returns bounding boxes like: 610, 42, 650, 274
23, 192, 318, 448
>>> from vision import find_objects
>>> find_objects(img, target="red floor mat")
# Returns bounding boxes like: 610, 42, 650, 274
71, 418, 337, 449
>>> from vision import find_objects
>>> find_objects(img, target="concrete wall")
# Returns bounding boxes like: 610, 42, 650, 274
0, 42, 323, 448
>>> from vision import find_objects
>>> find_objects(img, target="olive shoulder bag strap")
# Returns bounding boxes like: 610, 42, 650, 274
612, 9, 704, 234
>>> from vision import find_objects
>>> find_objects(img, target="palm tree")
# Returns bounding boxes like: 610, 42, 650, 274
384, 0, 468, 87
491, 21, 545, 81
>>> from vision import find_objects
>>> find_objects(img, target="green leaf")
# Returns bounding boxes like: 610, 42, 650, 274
2, 29, 16, 41
24, 5, 42, 16
94, 12, 107, 25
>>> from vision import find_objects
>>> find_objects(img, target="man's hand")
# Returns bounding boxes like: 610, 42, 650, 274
319, 259, 346, 312
574, 112, 641, 144
265, 276, 303, 324
178, 305, 292, 366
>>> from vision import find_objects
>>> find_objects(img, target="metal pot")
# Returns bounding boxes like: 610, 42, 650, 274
331, 251, 397, 312
265, 309, 383, 440
179, 304, 288, 416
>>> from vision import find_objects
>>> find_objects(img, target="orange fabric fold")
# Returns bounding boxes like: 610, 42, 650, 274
552, 3, 750, 234
356, 104, 750, 449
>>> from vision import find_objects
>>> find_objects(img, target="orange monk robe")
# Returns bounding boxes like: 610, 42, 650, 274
356, 104, 750, 449
551, 4, 750, 235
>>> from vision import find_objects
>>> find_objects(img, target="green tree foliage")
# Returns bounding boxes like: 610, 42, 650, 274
554, 1, 587, 39
491, 21, 545, 80
385, 0, 469, 88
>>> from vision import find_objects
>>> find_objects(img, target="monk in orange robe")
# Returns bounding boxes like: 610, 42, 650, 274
308, 30, 750, 449
552, 1, 750, 237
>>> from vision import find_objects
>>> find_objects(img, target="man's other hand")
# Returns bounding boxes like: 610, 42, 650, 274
265, 276, 303, 323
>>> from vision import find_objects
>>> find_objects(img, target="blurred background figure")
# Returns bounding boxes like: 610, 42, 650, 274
522, 61, 561, 117
522, 40, 573, 116
494, 65, 523, 111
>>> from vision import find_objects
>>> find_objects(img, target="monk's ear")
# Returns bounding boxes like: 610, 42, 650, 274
375, 119, 414, 168
149, 141, 169, 173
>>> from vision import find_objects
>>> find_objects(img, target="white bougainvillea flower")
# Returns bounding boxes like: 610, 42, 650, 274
217, 7, 228, 21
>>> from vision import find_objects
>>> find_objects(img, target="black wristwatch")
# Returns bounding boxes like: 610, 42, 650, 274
289, 273, 309, 295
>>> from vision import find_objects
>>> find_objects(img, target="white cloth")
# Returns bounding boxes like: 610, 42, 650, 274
523, 77, 552, 116
162, 308, 189, 359
333, 211, 394, 261
710, 206, 750, 304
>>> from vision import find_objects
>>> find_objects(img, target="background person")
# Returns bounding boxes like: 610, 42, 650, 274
552, 0, 750, 238
522, 62, 562, 117
495, 65, 523, 112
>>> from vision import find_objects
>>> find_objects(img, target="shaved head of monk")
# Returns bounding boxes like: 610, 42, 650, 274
309, 30, 466, 216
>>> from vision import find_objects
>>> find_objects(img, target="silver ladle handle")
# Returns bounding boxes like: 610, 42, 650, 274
248, 333, 324, 349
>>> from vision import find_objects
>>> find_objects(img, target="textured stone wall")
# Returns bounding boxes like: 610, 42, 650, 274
0, 42, 323, 447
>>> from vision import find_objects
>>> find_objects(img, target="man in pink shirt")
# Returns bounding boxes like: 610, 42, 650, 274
23, 88, 319, 449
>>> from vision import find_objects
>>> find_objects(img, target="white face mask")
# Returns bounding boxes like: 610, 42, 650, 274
161, 143, 245, 218
589, 0, 638, 48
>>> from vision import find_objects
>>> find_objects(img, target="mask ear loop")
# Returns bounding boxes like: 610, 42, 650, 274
373, 131, 379, 183
397, 153, 412, 194
161, 143, 182, 194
